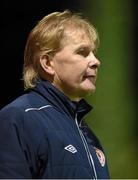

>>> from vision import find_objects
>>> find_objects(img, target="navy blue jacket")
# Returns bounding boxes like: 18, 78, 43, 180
0, 80, 110, 179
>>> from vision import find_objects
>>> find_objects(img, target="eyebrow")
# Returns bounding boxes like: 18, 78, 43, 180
75, 44, 93, 51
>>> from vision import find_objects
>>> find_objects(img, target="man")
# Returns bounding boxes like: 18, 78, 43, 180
0, 10, 110, 179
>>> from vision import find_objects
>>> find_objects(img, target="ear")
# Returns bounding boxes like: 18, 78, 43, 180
39, 55, 55, 76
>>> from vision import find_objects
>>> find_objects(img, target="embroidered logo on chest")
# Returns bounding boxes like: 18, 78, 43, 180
94, 147, 105, 167
64, 144, 77, 153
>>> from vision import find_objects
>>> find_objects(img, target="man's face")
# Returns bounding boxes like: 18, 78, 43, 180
51, 29, 100, 101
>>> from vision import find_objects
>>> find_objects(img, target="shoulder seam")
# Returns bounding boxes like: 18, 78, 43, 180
25, 105, 52, 112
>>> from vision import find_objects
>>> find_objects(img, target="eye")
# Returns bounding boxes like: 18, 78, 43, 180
76, 48, 90, 57
93, 48, 97, 55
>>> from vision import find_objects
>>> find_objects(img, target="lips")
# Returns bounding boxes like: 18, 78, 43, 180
83, 74, 96, 78
85, 75, 95, 78
83, 74, 97, 83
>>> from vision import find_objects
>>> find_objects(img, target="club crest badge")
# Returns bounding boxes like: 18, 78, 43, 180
94, 147, 105, 167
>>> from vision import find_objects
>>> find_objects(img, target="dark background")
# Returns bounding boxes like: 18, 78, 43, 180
1, 0, 138, 178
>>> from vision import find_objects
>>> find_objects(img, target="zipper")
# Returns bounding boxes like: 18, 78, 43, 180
75, 114, 97, 179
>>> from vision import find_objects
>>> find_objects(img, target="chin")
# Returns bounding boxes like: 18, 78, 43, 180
81, 81, 96, 91
79, 87, 96, 98
84, 84, 96, 93
86, 88, 96, 95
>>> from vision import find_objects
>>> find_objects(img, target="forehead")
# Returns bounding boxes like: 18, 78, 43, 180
60, 28, 94, 49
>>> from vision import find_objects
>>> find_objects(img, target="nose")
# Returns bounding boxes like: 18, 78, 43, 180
88, 52, 100, 69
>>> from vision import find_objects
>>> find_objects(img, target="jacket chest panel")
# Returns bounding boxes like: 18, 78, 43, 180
46, 129, 91, 168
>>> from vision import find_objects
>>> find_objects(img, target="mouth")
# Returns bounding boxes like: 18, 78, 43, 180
83, 75, 97, 83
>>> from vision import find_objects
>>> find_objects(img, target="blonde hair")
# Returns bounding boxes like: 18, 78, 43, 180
23, 10, 99, 89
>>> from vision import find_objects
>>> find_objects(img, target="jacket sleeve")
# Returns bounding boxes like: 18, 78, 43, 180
0, 106, 32, 178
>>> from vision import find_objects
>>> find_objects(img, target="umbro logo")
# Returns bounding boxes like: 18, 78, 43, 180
64, 144, 77, 154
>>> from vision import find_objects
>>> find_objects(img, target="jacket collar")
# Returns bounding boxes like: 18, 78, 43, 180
33, 79, 93, 123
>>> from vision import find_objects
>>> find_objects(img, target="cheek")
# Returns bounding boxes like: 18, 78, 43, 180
66, 62, 88, 79
54, 56, 88, 81
65, 66, 87, 85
